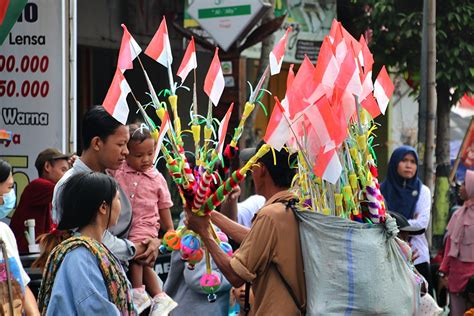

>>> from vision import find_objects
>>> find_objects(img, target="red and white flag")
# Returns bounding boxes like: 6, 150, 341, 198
264, 97, 291, 150
145, 16, 173, 68
204, 48, 225, 106
177, 37, 197, 83
216, 103, 234, 157
153, 112, 171, 164
361, 94, 382, 119
118, 24, 142, 72
269, 27, 292, 76
373, 66, 394, 115
103, 68, 131, 125
307, 37, 339, 104
313, 144, 342, 184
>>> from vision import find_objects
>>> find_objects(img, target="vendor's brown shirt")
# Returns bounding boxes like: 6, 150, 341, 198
230, 191, 306, 315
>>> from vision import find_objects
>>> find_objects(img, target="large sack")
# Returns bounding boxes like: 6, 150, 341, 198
295, 211, 420, 315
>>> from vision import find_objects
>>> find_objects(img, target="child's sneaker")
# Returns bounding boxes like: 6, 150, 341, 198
149, 292, 178, 316
132, 286, 151, 314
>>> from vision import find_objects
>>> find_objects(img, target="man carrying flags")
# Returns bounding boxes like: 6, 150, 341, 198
186, 141, 306, 315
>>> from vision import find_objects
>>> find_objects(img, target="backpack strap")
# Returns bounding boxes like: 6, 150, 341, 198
243, 281, 251, 315
0, 239, 15, 316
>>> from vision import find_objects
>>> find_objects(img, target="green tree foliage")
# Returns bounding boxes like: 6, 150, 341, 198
342, 0, 473, 104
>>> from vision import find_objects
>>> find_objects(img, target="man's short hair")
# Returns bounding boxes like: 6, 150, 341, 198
35, 148, 69, 177
240, 141, 296, 188
82, 106, 123, 150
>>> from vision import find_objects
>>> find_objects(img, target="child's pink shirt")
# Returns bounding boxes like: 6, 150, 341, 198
113, 162, 173, 243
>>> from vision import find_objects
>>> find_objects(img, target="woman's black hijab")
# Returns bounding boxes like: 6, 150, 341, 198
380, 146, 422, 219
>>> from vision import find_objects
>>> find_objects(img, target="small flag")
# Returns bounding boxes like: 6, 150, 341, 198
177, 37, 197, 83
103, 68, 131, 125
287, 64, 295, 89
145, 16, 173, 68
153, 112, 171, 164
313, 145, 342, 184
264, 97, 291, 151
373, 66, 394, 115
118, 24, 142, 72
269, 27, 292, 76
216, 103, 234, 157
204, 48, 225, 106
361, 94, 382, 119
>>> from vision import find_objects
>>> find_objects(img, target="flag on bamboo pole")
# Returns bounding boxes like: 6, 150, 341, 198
153, 112, 171, 164
216, 103, 234, 157
204, 48, 225, 106
177, 37, 197, 83
287, 56, 316, 119
145, 16, 173, 67
103, 68, 131, 124
264, 97, 291, 151
118, 24, 142, 72
269, 27, 292, 76
373, 66, 394, 115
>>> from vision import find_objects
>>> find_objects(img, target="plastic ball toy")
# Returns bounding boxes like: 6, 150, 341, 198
180, 234, 201, 260
216, 231, 228, 243
186, 248, 204, 270
162, 230, 181, 251
200, 272, 221, 303
219, 242, 233, 256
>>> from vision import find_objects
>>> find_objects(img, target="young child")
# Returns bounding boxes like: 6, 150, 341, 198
113, 124, 177, 315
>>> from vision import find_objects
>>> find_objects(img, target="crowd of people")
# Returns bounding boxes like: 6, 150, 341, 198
0, 105, 473, 315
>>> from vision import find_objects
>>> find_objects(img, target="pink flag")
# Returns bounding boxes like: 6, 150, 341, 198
103, 68, 131, 124
145, 16, 173, 67
373, 66, 394, 115
204, 48, 225, 106
177, 37, 197, 83
264, 97, 291, 150
118, 24, 142, 72
313, 145, 342, 184
216, 103, 234, 157
269, 27, 292, 76
334, 49, 362, 98
153, 112, 171, 163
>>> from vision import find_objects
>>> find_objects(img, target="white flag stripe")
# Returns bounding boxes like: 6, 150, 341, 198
177, 52, 197, 81
322, 151, 342, 184
269, 52, 283, 76
113, 79, 131, 125
374, 80, 390, 115
209, 68, 225, 106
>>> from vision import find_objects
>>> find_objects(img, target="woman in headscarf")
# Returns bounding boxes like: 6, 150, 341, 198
439, 169, 474, 316
37, 172, 135, 315
381, 146, 432, 291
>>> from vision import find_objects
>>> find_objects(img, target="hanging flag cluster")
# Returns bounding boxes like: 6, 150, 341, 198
101, 17, 396, 300
262, 20, 395, 224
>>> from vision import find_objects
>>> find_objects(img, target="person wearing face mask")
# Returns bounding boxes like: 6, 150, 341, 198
0, 159, 40, 315
37, 172, 135, 315
381, 146, 433, 294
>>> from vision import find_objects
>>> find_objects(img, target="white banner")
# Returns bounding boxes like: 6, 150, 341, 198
0, 0, 72, 205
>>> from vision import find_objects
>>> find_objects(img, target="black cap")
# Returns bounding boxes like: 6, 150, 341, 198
389, 211, 425, 235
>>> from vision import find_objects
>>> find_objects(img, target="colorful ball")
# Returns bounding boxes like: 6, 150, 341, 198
200, 272, 221, 296
180, 234, 201, 259
216, 231, 228, 243
186, 248, 204, 270
219, 242, 233, 256
163, 230, 181, 251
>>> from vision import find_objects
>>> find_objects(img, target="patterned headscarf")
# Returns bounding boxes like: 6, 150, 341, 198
38, 236, 135, 315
